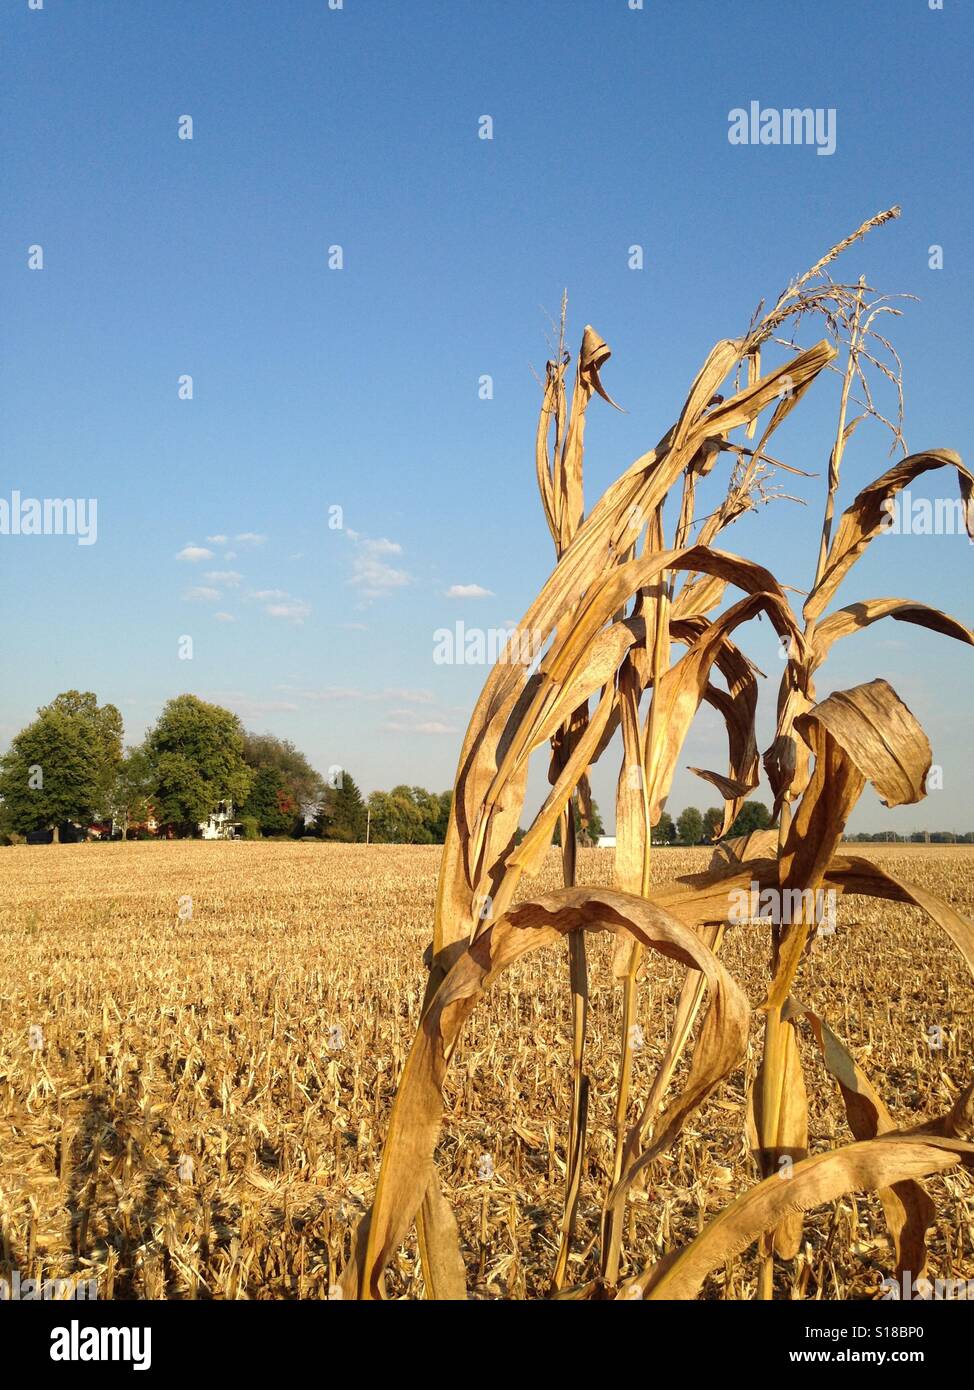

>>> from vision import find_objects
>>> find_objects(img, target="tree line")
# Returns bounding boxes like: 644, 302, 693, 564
844, 830, 974, 844
19, 690, 948, 849
0, 689, 456, 844
649, 800, 772, 845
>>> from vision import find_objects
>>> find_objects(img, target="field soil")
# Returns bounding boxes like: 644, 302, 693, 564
1, 841, 972, 1299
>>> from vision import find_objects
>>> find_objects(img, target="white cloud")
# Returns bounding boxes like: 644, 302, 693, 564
206, 534, 228, 545
295, 686, 362, 701
206, 692, 300, 719
445, 583, 494, 599
183, 586, 221, 602
204, 570, 243, 586
349, 553, 411, 597
381, 718, 459, 735
344, 531, 412, 599
213, 611, 236, 622
264, 598, 311, 623
251, 588, 289, 601
235, 532, 266, 545
176, 545, 214, 563
290, 686, 432, 704
384, 688, 434, 704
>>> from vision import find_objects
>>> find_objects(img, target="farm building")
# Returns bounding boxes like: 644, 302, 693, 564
198, 802, 243, 839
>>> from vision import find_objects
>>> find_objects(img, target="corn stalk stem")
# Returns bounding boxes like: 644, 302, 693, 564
813, 278, 866, 592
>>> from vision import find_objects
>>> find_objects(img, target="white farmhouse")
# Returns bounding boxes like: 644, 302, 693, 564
198, 801, 239, 840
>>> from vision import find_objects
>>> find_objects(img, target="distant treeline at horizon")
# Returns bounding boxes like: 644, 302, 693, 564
3, 690, 969, 848
0, 688, 456, 845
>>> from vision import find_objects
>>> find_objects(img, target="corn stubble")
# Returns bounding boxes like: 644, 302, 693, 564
343, 207, 974, 1300
0, 841, 972, 1298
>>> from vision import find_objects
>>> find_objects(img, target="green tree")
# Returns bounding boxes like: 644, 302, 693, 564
702, 806, 724, 841
580, 797, 605, 845
0, 707, 103, 838
728, 800, 772, 837
145, 695, 252, 835
240, 764, 297, 836
241, 732, 324, 828
367, 787, 428, 843
432, 790, 452, 842
316, 772, 368, 842
112, 744, 154, 838
553, 796, 606, 847
408, 786, 442, 842
37, 690, 123, 819
655, 810, 676, 844
676, 806, 704, 845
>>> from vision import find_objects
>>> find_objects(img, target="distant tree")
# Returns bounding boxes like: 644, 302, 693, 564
112, 744, 155, 838
317, 772, 368, 842
432, 790, 452, 841
655, 810, 676, 844
0, 707, 103, 839
240, 765, 298, 836
241, 732, 324, 829
367, 788, 425, 843
409, 786, 443, 841
554, 796, 605, 847
728, 800, 772, 837
145, 695, 252, 835
359, 785, 456, 843
579, 797, 605, 845
676, 806, 704, 845
702, 806, 724, 841
38, 691, 123, 817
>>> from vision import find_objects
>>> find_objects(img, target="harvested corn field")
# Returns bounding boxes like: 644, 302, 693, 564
2, 840, 972, 1300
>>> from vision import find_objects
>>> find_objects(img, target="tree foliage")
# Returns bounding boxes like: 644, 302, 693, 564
553, 797, 605, 846
366, 785, 451, 844
241, 732, 324, 830
112, 744, 155, 832
0, 691, 122, 836
676, 805, 704, 845
728, 799, 773, 837
317, 772, 369, 841
703, 806, 724, 841
144, 695, 252, 833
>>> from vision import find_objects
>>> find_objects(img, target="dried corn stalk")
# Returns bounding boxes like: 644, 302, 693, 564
341, 207, 974, 1300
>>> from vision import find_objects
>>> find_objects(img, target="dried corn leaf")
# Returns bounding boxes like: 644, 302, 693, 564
805, 450, 974, 622
630, 1136, 974, 1300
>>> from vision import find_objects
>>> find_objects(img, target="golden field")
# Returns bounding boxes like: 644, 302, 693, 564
1, 839, 972, 1300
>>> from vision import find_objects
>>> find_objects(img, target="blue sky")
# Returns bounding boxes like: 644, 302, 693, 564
3, 0, 972, 833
